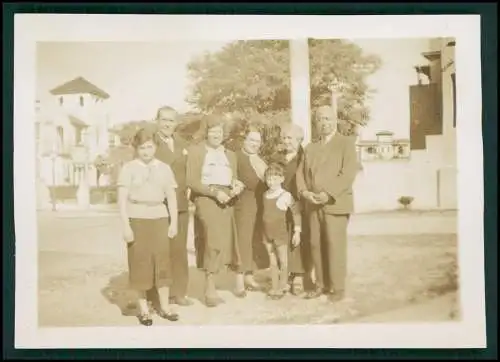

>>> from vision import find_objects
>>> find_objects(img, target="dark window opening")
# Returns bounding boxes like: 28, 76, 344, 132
75, 128, 82, 145
59, 96, 64, 106
451, 73, 456, 128
56, 126, 64, 151
79, 96, 84, 107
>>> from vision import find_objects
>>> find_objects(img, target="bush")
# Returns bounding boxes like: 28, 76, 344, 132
398, 196, 414, 210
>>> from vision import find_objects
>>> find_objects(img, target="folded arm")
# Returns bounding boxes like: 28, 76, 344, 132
185, 149, 216, 198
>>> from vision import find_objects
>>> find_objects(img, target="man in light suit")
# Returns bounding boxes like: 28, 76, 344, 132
296, 104, 359, 303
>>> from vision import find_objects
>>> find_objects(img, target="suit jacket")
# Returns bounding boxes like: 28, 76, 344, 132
186, 141, 238, 200
155, 134, 189, 212
296, 134, 358, 215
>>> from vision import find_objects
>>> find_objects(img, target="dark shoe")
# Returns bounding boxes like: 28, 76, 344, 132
267, 290, 285, 300
304, 287, 323, 300
234, 289, 247, 298
245, 284, 262, 292
155, 309, 179, 322
290, 283, 305, 296
137, 313, 153, 326
170, 297, 194, 307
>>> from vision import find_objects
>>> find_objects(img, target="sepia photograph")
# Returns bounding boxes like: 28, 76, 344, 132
14, 14, 485, 349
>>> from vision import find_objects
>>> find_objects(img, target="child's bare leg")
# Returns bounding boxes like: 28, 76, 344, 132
276, 244, 289, 293
265, 243, 279, 295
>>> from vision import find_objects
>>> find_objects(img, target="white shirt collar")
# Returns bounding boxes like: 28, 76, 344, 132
321, 131, 337, 144
135, 158, 159, 168
206, 144, 225, 153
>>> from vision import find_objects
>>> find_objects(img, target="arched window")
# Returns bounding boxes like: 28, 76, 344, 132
79, 96, 84, 107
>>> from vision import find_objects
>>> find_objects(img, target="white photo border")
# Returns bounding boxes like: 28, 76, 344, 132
14, 14, 485, 349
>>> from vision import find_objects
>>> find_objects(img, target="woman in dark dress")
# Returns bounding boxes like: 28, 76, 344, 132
279, 123, 313, 295
233, 124, 268, 295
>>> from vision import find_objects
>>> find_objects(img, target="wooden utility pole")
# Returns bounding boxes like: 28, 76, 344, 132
289, 39, 312, 145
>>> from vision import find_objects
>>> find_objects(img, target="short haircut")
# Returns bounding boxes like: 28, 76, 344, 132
155, 105, 178, 120
243, 122, 263, 138
201, 113, 226, 134
280, 122, 304, 140
315, 105, 336, 120
264, 162, 285, 179
131, 127, 158, 149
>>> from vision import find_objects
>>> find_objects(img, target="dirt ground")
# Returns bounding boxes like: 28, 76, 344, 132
37, 210, 459, 327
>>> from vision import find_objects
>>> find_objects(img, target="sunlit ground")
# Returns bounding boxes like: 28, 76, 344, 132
37, 210, 459, 326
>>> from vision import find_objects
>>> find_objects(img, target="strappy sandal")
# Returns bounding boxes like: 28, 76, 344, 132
137, 313, 153, 326
155, 309, 179, 322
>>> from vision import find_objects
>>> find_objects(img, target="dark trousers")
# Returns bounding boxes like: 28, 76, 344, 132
169, 211, 190, 298
146, 211, 190, 302
309, 210, 350, 293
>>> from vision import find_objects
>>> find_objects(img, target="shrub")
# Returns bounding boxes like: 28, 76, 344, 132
398, 196, 414, 210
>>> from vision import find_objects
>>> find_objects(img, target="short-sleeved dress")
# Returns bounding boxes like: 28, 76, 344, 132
118, 158, 178, 291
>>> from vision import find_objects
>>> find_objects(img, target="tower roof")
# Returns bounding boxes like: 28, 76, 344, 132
50, 77, 110, 99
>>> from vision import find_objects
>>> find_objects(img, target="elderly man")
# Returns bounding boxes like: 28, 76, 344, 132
296, 105, 359, 302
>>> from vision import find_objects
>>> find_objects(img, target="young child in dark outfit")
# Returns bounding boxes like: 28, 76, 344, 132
262, 163, 302, 299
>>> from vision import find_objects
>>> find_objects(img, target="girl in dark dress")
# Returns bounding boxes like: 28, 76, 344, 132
117, 128, 180, 326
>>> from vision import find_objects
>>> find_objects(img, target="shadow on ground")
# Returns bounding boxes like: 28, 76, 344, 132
101, 266, 274, 312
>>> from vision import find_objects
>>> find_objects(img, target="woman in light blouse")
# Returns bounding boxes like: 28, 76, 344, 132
117, 127, 180, 326
186, 115, 245, 307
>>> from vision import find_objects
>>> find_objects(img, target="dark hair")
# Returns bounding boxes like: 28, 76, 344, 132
243, 122, 264, 139
131, 127, 158, 149
264, 162, 285, 179
155, 105, 178, 120
198, 113, 227, 139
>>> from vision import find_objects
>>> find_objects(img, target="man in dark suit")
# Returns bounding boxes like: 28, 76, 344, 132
150, 106, 193, 306
296, 104, 359, 303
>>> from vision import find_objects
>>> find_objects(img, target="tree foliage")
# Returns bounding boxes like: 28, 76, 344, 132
186, 39, 382, 138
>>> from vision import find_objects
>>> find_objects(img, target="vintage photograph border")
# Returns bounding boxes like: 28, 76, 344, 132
3, 4, 495, 356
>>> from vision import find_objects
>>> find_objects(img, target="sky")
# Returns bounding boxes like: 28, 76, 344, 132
36, 38, 429, 138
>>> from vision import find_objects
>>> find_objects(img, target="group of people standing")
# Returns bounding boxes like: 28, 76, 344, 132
117, 105, 358, 326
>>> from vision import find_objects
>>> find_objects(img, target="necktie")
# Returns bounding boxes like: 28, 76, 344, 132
162, 136, 174, 152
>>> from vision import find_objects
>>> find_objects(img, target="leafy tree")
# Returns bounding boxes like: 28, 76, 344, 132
186, 39, 382, 139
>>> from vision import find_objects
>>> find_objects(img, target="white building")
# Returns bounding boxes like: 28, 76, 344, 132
352, 38, 457, 212
36, 77, 112, 207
